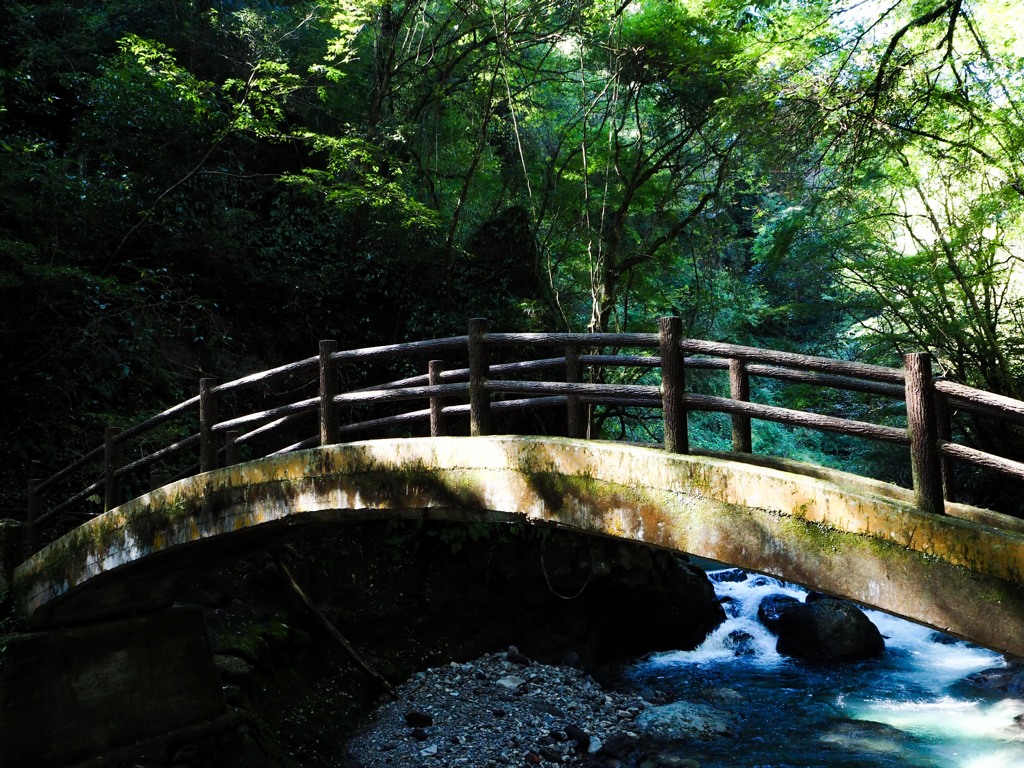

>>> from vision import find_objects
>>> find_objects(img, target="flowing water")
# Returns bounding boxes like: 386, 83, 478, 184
626, 569, 1024, 768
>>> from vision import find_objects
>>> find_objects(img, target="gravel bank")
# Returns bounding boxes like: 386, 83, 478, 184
344, 648, 653, 767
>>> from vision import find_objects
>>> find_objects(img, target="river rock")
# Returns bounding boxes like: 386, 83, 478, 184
953, 661, 1024, 697
633, 700, 740, 741
344, 652, 652, 767
819, 719, 923, 759
724, 628, 757, 656
708, 568, 748, 584
756, 594, 801, 634
772, 596, 884, 662
404, 710, 433, 728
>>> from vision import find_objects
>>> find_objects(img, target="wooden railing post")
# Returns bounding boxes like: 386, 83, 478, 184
199, 377, 218, 473
659, 316, 688, 453
319, 340, 339, 446
104, 425, 122, 511
730, 358, 752, 453
429, 360, 447, 437
468, 318, 491, 436
565, 344, 585, 439
904, 353, 944, 514
934, 387, 957, 504
25, 478, 39, 555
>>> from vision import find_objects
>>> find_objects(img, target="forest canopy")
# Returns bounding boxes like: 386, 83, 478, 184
3, 0, 1024, 506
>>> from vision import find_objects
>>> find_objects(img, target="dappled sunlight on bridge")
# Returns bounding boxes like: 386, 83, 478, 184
14, 436, 1024, 657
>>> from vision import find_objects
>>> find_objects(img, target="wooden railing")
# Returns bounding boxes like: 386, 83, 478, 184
23, 317, 1024, 553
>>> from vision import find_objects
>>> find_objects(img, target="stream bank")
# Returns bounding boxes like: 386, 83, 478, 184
190, 520, 726, 768
9, 519, 1019, 767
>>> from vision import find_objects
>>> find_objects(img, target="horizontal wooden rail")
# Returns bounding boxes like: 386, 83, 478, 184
935, 379, 1024, 425
683, 339, 906, 384
356, 358, 567, 392
745, 364, 906, 399
114, 396, 201, 443
33, 445, 104, 496
35, 478, 105, 525
487, 380, 660, 400
25, 317, 1024, 554
211, 356, 318, 395
330, 336, 468, 363
685, 393, 909, 445
213, 398, 319, 433
582, 354, 661, 368
113, 433, 202, 481
487, 332, 660, 348
234, 413, 309, 446
939, 441, 1024, 482
334, 382, 471, 405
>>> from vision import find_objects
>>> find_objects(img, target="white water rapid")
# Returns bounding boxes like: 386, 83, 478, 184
628, 568, 1024, 768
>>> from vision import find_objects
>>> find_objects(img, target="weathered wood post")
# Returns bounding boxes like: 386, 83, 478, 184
428, 360, 447, 437
934, 386, 957, 503
25, 478, 39, 555
104, 425, 122, 511
904, 352, 944, 514
199, 377, 218, 473
659, 316, 688, 453
729, 358, 752, 453
468, 318, 491, 437
565, 343, 585, 439
319, 340, 339, 446
225, 430, 242, 467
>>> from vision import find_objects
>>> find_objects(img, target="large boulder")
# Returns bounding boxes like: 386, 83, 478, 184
758, 593, 884, 662
756, 594, 801, 634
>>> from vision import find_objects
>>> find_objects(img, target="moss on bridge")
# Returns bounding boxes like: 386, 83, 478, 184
12, 436, 1024, 655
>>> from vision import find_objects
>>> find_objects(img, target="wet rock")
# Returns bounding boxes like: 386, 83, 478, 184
819, 718, 923, 759
954, 662, 1024, 697
496, 675, 527, 690
724, 628, 757, 657
565, 723, 591, 751
926, 631, 965, 646
346, 652, 650, 767
774, 597, 884, 662
506, 645, 531, 665
708, 568, 747, 584
634, 700, 740, 741
639, 756, 700, 768
539, 745, 562, 761
756, 594, 801, 633
588, 731, 643, 764
405, 710, 434, 728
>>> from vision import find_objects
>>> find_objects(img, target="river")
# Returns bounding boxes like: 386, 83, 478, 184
625, 568, 1024, 768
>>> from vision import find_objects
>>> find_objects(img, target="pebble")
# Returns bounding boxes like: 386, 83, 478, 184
345, 649, 650, 767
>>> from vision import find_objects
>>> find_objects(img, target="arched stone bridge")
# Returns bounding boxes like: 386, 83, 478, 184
15, 436, 1024, 656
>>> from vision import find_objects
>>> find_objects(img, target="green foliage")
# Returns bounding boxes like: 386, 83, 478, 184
224, 60, 301, 139
3, 0, 1024, 514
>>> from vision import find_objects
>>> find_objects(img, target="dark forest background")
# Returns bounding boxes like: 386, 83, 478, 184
4, 0, 1024, 513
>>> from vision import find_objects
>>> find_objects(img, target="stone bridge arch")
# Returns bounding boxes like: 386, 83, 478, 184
14, 437, 1024, 655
